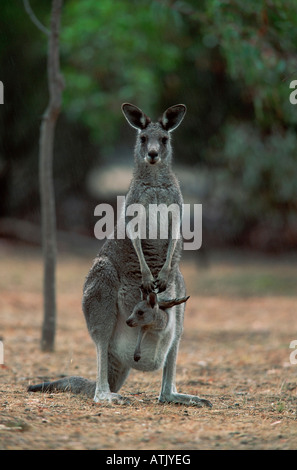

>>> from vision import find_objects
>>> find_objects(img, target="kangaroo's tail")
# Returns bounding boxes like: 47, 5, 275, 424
27, 376, 96, 398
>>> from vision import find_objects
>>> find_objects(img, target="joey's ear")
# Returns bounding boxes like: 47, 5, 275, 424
122, 103, 151, 130
139, 286, 147, 301
147, 292, 157, 309
159, 104, 187, 132
159, 295, 190, 310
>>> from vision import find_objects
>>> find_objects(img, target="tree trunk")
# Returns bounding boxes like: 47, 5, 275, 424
40, 0, 64, 351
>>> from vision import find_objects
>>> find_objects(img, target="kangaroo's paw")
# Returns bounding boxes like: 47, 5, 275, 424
141, 273, 156, 294
159, 392, 212, 408
94, 390, 130, 405
155, 268, 170, 293
154, 278, 167, 293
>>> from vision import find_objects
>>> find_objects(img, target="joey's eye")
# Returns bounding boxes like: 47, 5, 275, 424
140, 135, 147, 144
137, 310, 144, 316
162, 137, 168, 145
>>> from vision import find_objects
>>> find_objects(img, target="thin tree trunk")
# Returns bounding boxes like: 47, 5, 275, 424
39, 0, 64, 351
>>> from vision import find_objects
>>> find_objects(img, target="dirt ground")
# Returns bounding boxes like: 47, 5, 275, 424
0, 241, 297, 450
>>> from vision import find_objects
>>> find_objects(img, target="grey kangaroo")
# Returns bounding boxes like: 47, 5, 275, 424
126, 290, 190, 363
28, 103, 212, 408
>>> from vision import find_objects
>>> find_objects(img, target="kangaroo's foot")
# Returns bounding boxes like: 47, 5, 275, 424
154, 266, 170, 293
141, 271, 156, 293
159, 392, 212, 408
94, 390, 130, 405
154, 275, 167, 293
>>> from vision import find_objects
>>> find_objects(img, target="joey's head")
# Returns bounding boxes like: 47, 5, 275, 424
121, 103, 186, 166
126, 291, 190, 329
126, 292, 159, 328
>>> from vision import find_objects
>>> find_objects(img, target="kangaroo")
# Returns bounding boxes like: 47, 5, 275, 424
126, 290, 190, 363
28, 103, 212, 408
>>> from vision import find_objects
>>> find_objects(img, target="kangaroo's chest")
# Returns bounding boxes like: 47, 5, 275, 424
131, 185, 181, 225
111, 314, 175, 371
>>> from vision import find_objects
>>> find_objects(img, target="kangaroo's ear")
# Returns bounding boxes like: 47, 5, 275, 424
159, 104, 187, 132
122, 103, 151, 130
147, 291, 157, 308
159, 295, 190, 310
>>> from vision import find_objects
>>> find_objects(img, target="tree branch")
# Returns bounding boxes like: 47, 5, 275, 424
39, 0, 64, 352
23, 0, 50, 36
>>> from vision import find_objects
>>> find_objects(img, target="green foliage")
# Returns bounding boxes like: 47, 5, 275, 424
207, 122, 297, 242
59, 0, 297, 151
60, 0, 185, 145
1, 0, 297, 246
223, 124, 297, 209
200, 0, 297, 127
0, 2, 48, 216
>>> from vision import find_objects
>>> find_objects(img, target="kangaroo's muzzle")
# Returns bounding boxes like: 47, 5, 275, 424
146, 149, 160, 164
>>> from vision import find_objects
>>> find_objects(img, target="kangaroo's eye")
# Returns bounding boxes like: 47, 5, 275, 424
162, 137, 168, 145
137, 310, 144, 316
140, 136, 147, 144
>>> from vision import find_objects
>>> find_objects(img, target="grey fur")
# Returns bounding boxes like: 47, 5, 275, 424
28, 103, 212, 408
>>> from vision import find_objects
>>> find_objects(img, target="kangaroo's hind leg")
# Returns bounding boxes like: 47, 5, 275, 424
83, 256, 129, 404
108, 352, 131, 393
159, 302, 212, 408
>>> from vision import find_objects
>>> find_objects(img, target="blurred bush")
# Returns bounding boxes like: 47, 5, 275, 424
1, 0, 297, 249
203, 123, 297, 249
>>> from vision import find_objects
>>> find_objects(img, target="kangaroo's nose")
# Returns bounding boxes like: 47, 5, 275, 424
148, 150, 158, 158
126, 318, 134, 327
147, 150, 159, 164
